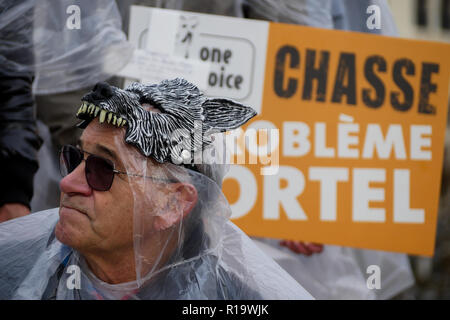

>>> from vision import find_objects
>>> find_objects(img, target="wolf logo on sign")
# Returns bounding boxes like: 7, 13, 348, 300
175, 15, 199, 59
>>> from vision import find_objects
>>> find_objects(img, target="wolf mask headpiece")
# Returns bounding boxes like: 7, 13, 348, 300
76, 78, 256, 166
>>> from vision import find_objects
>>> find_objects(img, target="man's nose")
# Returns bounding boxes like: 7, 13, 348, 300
60, 162, 92, 196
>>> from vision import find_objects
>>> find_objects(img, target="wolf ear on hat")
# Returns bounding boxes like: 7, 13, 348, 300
201, 98, 257, 132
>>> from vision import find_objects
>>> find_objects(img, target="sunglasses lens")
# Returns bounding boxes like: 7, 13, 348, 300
60, 145, 82, 176
85, 156, 115, 191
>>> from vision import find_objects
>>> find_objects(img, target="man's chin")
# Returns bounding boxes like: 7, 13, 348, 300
54, 217, 86, 249
55, 221, 73, 246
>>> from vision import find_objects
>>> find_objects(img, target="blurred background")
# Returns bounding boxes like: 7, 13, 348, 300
388, 0, 450, 42
388, 0, 450, 300
0, 0, 449, 299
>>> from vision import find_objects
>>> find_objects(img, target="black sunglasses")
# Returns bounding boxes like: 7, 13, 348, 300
59, 145, 174, 191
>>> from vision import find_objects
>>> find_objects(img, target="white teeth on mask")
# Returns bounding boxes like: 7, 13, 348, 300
99, 110, 106, 123
78, 104, 123, 127
89, 107, 123, 127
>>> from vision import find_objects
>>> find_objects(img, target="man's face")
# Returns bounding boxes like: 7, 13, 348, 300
56, 121, 143, 254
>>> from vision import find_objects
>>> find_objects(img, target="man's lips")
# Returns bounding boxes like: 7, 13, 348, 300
60, 204, 88, 216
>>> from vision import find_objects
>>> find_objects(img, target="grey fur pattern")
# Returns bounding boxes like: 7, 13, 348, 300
76, 78, 256, 165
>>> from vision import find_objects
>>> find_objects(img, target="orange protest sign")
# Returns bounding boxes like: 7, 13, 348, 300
125, 7, 450, 256
223, 23, 450, 256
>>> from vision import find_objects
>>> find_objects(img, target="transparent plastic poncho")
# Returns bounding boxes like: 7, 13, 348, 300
253, 238, 414, 300
0, 127, 312, 300
241, 0, 333, 27
0, 0, 133, 94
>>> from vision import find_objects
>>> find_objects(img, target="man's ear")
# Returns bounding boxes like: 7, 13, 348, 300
153, 183, 198, 232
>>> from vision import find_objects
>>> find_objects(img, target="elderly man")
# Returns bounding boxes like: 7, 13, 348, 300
0, 78, 312, 300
